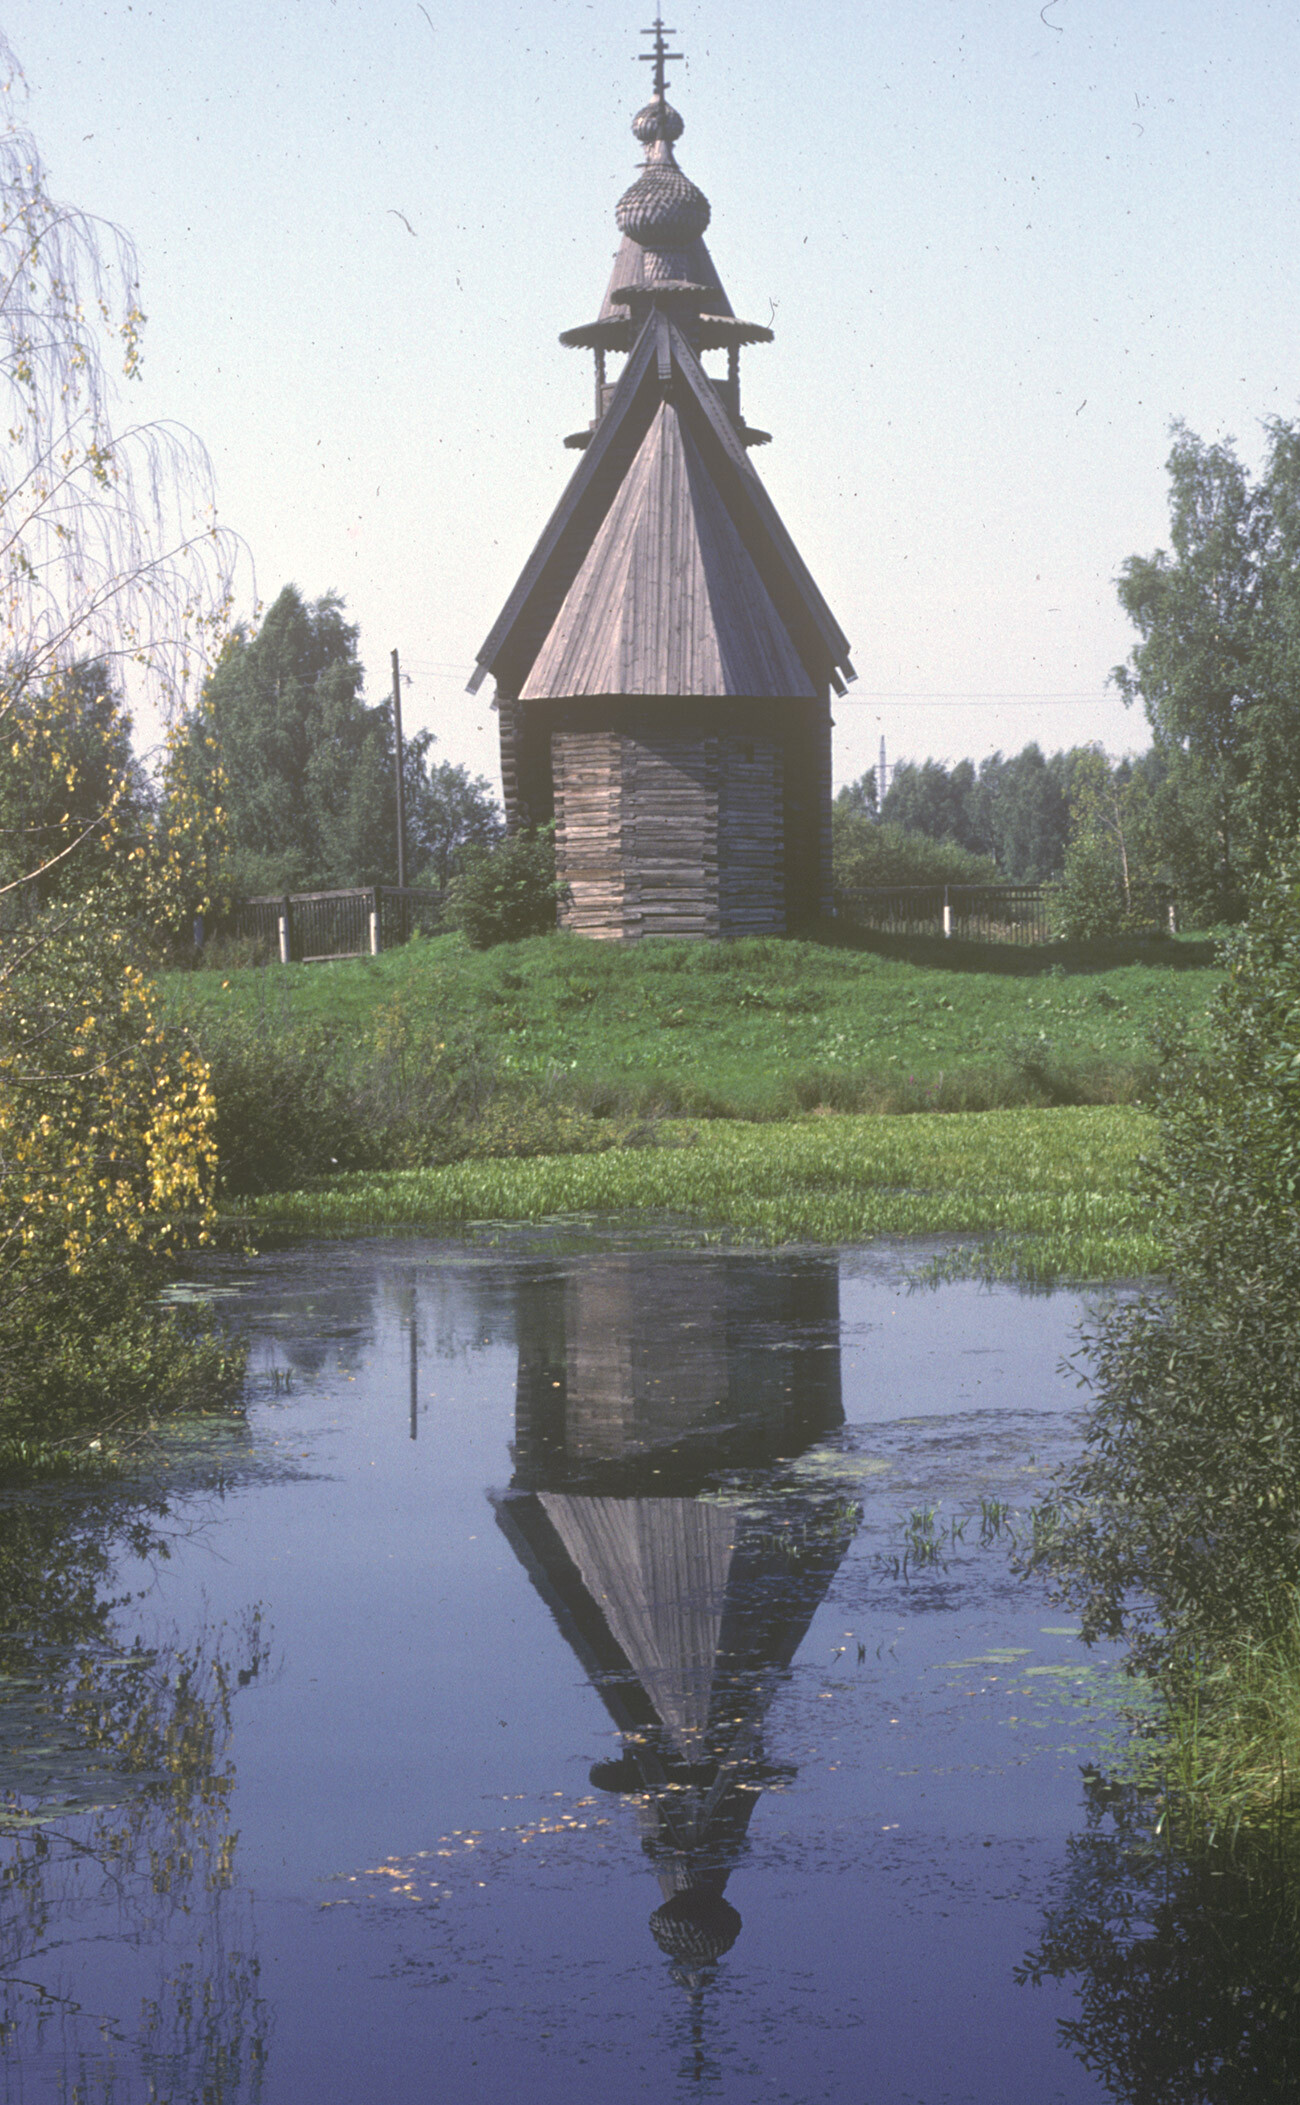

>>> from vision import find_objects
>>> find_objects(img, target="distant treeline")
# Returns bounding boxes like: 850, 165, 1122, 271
835, 743, 1165, 890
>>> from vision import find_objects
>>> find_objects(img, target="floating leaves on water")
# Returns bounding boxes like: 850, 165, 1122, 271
933, 1649, 1032, 1669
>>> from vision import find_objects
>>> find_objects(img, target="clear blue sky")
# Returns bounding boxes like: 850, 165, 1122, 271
8, 0, 1297, 798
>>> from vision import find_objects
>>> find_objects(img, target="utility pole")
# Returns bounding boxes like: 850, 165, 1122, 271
876, 734, 888, 819
390, 647, 407, 889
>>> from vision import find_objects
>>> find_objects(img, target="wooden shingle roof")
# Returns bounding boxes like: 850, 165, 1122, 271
520, 399, 815, 699
469, 309, 855, 700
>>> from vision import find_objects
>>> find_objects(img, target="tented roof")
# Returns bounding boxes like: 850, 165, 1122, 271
520, 401, 815, 699
469, 308, 855, 701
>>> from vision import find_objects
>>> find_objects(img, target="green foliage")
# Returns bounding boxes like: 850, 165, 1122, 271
833, 811, 997, 890
834, 771, 877, 820
0, 896, 240, 1446
174, 585, 392, 896
0, 661, 151, 901
443, 824, 566, 947
1042, 844, 1300, 1685
407, 754, 502, 891
1049, 747, 1169, 941
248, 1103, 1159, 1284
0, 1276, 244, 1458
840, 743, 1076, 880
1112, 417, 1300, 918
170, 591, 504, 904
973, 745, 1074, 882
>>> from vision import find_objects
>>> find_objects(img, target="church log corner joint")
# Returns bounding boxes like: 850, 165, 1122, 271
468, 19, 856, 941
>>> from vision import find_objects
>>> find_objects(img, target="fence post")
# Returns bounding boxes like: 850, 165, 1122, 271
278, 897, 291, 966
942, 885, 952, 939
369, 889, 381, 956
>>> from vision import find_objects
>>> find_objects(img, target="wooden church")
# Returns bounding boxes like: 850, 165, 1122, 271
468, 22, 855, 941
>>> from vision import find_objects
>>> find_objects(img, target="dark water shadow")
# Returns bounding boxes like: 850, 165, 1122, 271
0, 1481, 270, 2099
1022, 1772, 1300, 2101
814, 924, 1219, 977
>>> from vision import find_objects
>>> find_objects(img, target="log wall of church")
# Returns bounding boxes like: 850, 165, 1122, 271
506, 694, 829, 941
549, 701, 795, 940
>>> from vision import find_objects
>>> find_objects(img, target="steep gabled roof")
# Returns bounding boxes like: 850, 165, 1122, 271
468, 308, 855, 700
520, 399, 815, 699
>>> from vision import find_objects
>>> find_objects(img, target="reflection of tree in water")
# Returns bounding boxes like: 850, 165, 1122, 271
497, 1251, 855, 2025
0, 1490, 271, 2099
1019, 1771, 1300, 2100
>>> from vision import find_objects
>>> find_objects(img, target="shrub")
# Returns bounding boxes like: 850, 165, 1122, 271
833, 811, 997, 892
1048, 832, 1131, 940
1041, 843, 1300, 1685
443, 825, 567, 949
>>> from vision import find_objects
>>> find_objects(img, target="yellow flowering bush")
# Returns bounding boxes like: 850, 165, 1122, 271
0, 945, 218, 1276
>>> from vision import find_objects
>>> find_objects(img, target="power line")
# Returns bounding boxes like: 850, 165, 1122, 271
845, 690, 1118, 704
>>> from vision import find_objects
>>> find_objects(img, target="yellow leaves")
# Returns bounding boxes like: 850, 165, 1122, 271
0, 943, 218, 1275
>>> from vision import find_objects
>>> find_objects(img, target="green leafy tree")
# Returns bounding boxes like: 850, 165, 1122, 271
833, 809, 996, 891
868, 745, 1073, 880
176, 584, 393, 895
969, 745, 1073, 881
880, 758, 982, 853
834, 771, 878, 821
1050, 746, 1167, 939
1114, 422, 1268, 918
406, 748, 502, 892
444, 825, 566, 948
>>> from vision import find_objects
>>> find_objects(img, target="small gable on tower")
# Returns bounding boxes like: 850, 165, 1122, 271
469, 20, 854, 940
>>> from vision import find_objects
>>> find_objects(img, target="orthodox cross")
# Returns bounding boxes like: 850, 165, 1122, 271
639, 18, 682, 97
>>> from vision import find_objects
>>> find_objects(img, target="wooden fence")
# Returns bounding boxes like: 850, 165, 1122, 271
221, 885, 444, 963
836, 882, 1178, 945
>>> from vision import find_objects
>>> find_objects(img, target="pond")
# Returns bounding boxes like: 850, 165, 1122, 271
0, 1236, 1288, 2102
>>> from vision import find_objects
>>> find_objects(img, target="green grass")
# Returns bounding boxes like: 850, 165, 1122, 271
247, 1103, 1161, 1284
168, 928, 1220, 1121
163, 932, 1218, 1278
1140, 1602, 1300, 1843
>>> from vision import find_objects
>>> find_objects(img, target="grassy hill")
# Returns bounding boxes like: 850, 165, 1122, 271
162, 930, 1221, 1282
169, 928, 1218, 1120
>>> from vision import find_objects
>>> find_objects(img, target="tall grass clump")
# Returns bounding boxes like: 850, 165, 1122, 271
187, 969, 622, 1196
1038, 843, 1300, 1823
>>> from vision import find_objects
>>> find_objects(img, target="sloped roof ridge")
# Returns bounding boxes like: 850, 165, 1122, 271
469, 309, 854, 698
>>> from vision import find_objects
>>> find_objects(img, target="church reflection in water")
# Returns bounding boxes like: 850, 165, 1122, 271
493, 1252, 854, 1979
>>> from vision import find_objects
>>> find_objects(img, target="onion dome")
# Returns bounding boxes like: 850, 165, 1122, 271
616, 101, 710, 252
649, 1889, 742, 1964
632, 94, 684, 147
556, 21, 775, 450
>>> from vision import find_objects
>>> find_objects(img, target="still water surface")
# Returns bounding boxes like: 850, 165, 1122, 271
0, 1237, 1253, 2101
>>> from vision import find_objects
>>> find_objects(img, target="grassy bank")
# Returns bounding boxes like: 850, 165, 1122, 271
248, 1103, 1161, 1283
158, 930, 1214, 1279
169, 929, 1219, 1128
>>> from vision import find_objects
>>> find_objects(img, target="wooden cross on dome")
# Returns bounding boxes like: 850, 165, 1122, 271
639, 18, 682, 97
